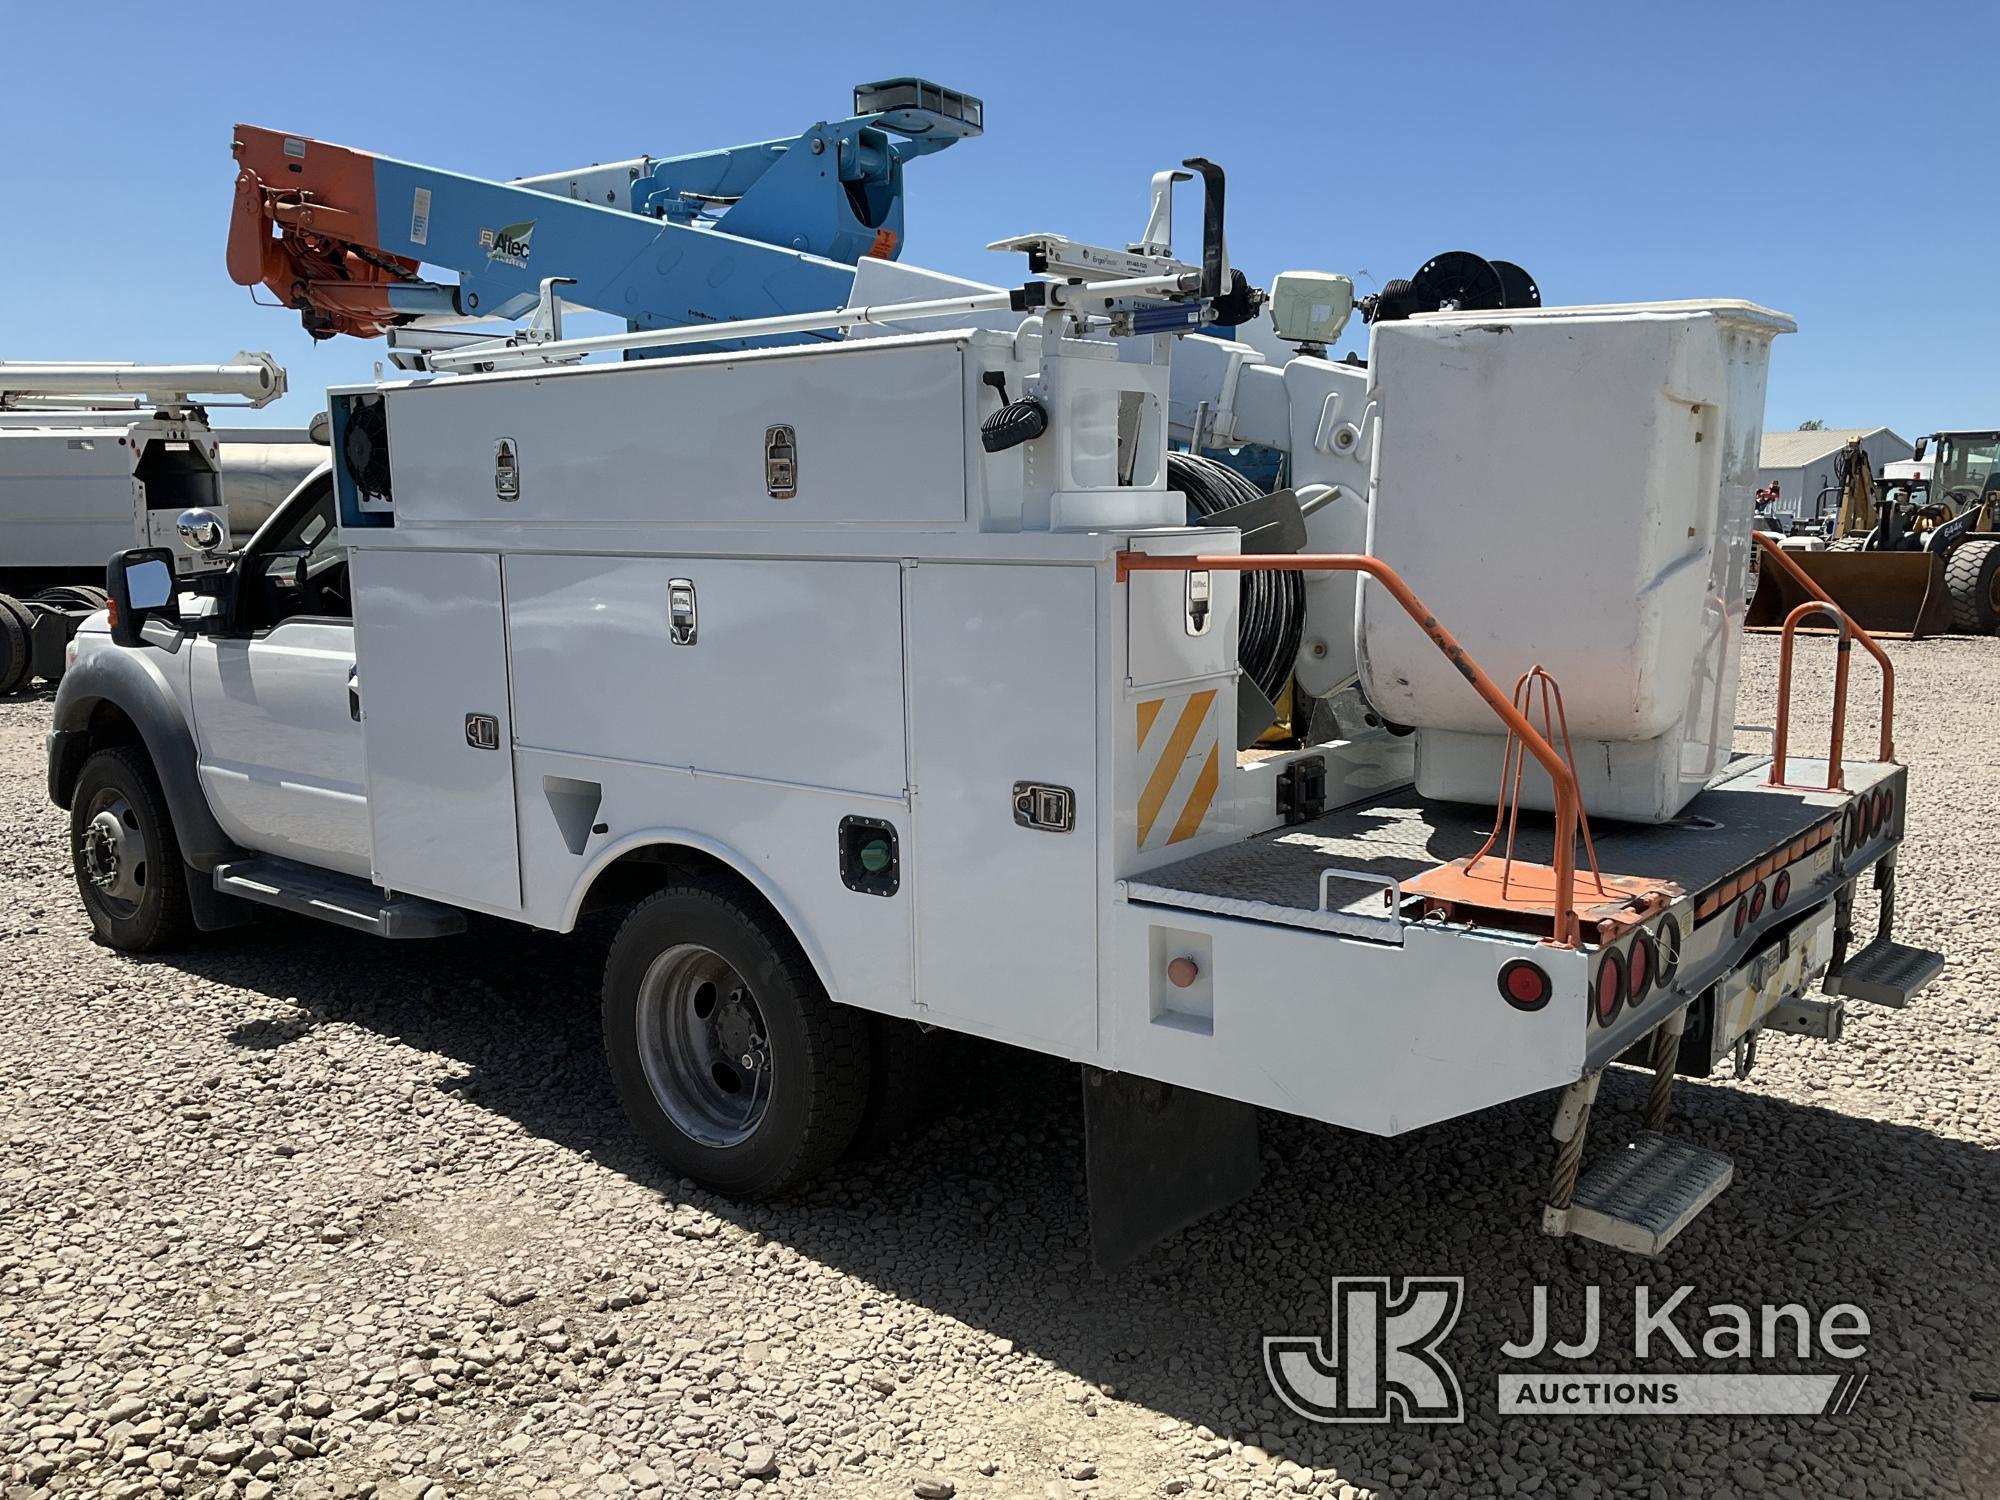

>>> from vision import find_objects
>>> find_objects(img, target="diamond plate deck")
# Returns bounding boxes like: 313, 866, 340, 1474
1567, 1130, 1735, 1256
1128, 756, 1894, 930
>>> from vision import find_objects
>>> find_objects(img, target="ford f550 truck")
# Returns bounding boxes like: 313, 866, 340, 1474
45, 127, 1942, 1266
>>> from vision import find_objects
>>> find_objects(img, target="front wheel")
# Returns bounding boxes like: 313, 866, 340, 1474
602, 880, 871, 1199
70, 745, 194, 952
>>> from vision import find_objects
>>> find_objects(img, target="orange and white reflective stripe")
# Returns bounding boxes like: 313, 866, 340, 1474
1135, 689, 1221, 849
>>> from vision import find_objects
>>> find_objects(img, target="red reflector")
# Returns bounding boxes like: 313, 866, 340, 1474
1772, 870, 1791, 909
1627, 932, 1654, 1002
1733, 897, 1749, 937
1595, 950, 1624, 1026
1499, 959, 1551, 1011
1749, 882, 1767, 920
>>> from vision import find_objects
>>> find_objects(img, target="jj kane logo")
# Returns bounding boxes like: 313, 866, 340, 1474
1264, 1277, 1466, 1424
1266, 1281, 1874, 1423
480, 220, 536, 270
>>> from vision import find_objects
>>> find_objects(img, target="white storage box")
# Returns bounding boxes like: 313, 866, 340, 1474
1357, 300, 1794, 824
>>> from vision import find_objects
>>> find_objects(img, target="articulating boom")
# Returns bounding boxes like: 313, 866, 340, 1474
226, 79, 982, 342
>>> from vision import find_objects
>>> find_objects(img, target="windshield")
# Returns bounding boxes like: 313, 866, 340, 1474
1933, 433, 2000, 502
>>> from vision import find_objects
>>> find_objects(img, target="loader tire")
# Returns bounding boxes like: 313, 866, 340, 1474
0, 594, 32, 695
70, 745, 195, 953
602, 879, 871, 1199
1945, 539, 2000, 633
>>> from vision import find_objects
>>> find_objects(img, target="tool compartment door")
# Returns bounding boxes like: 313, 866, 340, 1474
351, 548, 522, 911
906, 562, 1099, 1056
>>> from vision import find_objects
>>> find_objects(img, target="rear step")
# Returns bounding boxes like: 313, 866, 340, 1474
1823, 938, 1944, 1009
214, 858, 466, 939
1560, 1131, 1735, 1257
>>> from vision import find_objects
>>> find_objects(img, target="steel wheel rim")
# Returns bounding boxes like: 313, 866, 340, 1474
634, 943, 772, 1148
80, 789, 149, 916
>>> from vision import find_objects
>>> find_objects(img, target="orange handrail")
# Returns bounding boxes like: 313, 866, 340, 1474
1116, 550, 1591, 946
1752, 533, 1895, 763
1771, 602, 1854, 791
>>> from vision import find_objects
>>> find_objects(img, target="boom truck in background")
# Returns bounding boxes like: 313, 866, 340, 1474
48, 84, 1945, 1266
0, 354, 304, 694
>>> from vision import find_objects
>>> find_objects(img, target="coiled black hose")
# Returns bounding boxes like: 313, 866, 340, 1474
1168, 451, 1305, 705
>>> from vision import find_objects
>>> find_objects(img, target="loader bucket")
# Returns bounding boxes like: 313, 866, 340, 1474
1746, 550, 1954, 639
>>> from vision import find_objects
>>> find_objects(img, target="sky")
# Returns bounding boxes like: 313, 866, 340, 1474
1, 1, 1989, 442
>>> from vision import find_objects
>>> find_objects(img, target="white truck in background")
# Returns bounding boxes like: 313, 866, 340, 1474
0, 354, 296, 694
48, 150, 1944, 1268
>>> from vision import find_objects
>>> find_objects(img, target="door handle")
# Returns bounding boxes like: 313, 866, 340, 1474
347, 665, 362, 722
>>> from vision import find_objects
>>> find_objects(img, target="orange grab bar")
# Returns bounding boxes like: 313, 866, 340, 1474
1772, 602, 1853, 792
1752, 533, 1895, 765
1116, 550, 1589, 947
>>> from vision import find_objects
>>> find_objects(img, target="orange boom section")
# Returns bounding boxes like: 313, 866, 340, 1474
227, 125, 421, 340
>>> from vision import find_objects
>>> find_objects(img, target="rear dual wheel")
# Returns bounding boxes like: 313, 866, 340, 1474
602, 880, 872, 1198
0, 594, 31, 695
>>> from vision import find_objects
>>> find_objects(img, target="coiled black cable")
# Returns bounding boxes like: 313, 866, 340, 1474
1168, 451, 1305, 706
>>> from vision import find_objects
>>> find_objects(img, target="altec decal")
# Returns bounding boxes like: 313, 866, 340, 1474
479, 220, 536, 269
1135, 690, 1221, 850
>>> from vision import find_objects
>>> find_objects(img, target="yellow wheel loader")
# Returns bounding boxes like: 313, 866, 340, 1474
1748, 431, 2000, 637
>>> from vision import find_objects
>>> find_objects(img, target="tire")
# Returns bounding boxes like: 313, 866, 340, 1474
0, 595, 29, 695
1945, 539, 2000, 633
844, 1013, 944, 1161
70, 745, 195, 952
602, 880, 871, 1199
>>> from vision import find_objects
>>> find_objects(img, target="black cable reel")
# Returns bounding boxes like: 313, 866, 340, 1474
1360, 250, 1541, 324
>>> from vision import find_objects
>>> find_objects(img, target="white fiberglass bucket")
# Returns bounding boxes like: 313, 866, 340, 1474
1357, 300, 1794, 824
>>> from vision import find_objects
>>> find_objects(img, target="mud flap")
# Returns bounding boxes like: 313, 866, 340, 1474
1746, 550, 1953, 639
1082, 1066, 1262, 1272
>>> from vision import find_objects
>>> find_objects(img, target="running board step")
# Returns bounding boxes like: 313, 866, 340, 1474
1556, 1131, 1734, 1257
1822, 938, 1943, 1009
214, 858, 466, 939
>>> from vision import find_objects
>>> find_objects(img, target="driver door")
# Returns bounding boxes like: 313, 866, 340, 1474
189, 472, 373, 878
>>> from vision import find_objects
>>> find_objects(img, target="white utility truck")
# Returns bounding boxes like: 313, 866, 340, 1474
0, 354, 289, 693
48, 161, 1941, 1266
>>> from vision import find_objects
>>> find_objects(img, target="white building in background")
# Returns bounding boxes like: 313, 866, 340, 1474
1757, 427, 1911, 524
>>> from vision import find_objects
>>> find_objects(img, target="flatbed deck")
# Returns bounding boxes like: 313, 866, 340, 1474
1127, 755, 1890, 937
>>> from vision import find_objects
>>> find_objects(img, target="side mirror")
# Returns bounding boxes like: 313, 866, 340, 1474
107, 548, 181, 649
176, 507, 227, 557
1912, 438, 1929, 462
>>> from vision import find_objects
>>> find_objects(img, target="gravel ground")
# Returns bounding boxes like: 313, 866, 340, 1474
2, 634, 1996, 1500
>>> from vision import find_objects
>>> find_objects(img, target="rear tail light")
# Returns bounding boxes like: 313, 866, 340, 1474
1626, 931, 1656, 1004
1749, 881, 1767, 921
1772, 870, 1791, 909
1733, 897, 1750, 938
1594, 950, 1625, 1027
1842, 802, 1861, 853
1499, 959, 1552, 1012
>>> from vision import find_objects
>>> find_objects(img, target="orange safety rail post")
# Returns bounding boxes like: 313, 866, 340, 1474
1752, 533, 1895, 764
1115, 550, 1591, 947
1468, 666, 1609, 901
1771, 602, 1855, 792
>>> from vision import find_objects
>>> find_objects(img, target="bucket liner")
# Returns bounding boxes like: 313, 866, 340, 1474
1747, 549, 1953, 640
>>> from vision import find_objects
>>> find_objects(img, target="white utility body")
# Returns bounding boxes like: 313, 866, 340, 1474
53, 212, 1941, 1265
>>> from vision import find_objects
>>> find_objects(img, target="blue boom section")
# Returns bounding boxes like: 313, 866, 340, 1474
371, 80, 980, 345
367, 156, 860, 335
